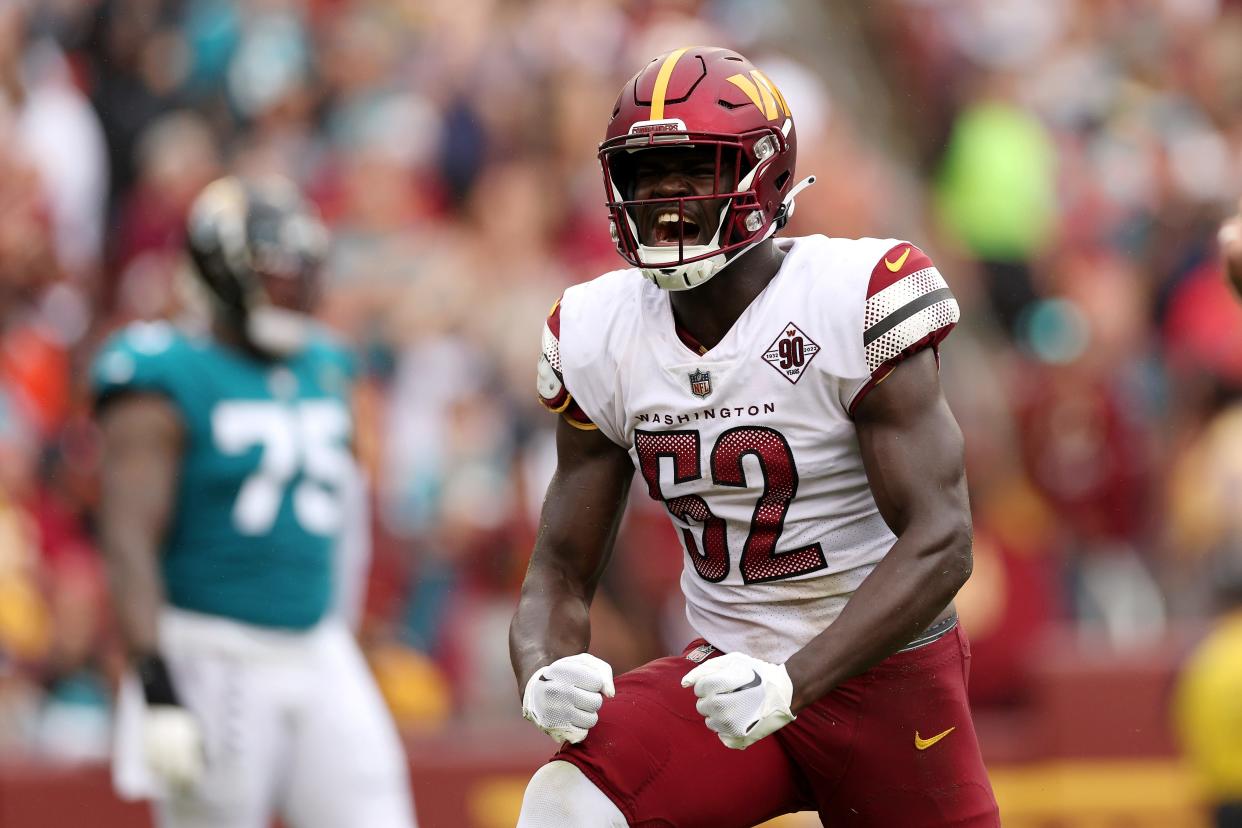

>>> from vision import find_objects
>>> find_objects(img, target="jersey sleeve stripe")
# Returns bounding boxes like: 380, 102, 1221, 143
541, 323, 564, 374
849, 244, 961, 414
864, 286, 955, 346
863, 260, 959, 375
536, 294, 598, 429
538, 388, 572, 413
864, 266, 951, 328
865, 298, 958, 375
562, 413, 600, 431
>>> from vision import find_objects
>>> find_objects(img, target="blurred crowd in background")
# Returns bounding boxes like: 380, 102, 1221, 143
1, 0, 1241, 767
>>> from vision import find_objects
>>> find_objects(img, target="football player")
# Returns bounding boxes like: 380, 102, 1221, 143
94, 177, 417, 828
511, 47, 1000, 826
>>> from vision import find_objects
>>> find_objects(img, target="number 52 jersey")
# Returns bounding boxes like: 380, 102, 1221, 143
92, 322, 356, 630
538, 235, 959, 663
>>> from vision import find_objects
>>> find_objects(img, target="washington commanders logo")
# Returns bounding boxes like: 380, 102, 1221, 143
688, 368, 713, 399
725, 70, 790, 122
762, 322, 821, 384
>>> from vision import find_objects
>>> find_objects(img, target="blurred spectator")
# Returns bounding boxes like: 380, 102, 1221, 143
112, 110, 220, 313
1174, 567, 1242, 828
934, 86, 1058, 332
0, 1, 108, 283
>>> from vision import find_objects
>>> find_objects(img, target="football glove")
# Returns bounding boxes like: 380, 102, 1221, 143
142, 705, 205, 791
521, 653, 616, 745
681, 651, 795, 750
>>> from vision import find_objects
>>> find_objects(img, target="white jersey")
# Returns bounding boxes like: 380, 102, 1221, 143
537, 235, 959, 663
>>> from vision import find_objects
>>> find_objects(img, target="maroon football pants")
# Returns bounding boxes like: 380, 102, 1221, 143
553, 625, 1000, 827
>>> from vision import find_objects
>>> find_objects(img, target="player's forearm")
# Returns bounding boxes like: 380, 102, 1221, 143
509, 561, 595, 693
98, 396, 181, 662
101, 532, 166, 659
783, 518, 972, 712
101, 527, 187, 706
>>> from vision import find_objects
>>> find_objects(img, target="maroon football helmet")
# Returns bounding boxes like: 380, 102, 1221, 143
599, 46, 813, 290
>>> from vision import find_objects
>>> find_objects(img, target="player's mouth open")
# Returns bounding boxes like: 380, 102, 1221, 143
651, 211, 702, 246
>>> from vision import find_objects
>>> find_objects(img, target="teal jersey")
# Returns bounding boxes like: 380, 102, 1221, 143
92, 322, 357, 630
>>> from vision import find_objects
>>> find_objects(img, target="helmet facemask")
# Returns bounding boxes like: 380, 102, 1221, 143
243, 269, 319, 357
243, 213, 325, 356
600, 126, 788, 290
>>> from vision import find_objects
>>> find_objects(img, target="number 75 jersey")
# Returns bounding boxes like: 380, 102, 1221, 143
538, 235, 959, 663
92, 322, 356, 630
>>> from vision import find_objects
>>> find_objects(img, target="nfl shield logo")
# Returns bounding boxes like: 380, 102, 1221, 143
688, 368, 712, 398
686, 644, 716, 663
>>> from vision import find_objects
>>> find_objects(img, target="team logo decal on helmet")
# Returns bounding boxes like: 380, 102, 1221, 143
599, 46, 815, 290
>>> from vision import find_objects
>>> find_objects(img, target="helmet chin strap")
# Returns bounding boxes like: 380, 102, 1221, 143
641, 174, 816, 291
246, 305, 312, 356
780, 175, 817, 220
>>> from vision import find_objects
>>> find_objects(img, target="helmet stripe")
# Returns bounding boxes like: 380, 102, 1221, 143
751, 69, 791, 118
726, 73, 764, 113
751, 71, 778, 119
650, 47, 690, 120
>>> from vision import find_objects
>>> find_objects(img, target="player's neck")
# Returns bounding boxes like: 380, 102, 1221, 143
668, 240, 785, 351
211, 316, 276, 362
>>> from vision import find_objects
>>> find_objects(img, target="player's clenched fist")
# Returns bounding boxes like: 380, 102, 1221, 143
143, 705, 206, 791
522, 653, 616, 745
681, 652, 796, 750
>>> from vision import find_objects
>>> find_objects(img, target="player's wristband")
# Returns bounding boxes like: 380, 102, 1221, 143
135, 653, 180, 707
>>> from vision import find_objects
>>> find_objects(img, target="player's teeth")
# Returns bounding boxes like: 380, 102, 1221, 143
657, 212, 681, 224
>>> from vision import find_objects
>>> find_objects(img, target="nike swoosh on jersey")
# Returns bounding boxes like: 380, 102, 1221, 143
914, 726, 955, 750
884, 247, 911, 272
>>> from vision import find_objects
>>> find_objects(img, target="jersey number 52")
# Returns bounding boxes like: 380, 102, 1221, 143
635, 427, 828, 584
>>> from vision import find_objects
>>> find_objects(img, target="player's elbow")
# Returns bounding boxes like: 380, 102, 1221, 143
917, 511, 973, 593
934, 515, 974, 592
944, 542, 974, 594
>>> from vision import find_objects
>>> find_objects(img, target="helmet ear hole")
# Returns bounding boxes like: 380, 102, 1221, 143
775, 170, 791, 192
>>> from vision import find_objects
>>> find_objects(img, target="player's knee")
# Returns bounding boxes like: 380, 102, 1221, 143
517, 761, 627, 827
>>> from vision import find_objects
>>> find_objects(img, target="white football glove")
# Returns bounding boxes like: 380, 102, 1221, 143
521, 653, 616, 745
142, 705, 205, 791
681, 652, 795, 750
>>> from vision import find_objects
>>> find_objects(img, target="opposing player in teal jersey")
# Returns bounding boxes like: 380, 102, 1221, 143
95, 177, 416, 828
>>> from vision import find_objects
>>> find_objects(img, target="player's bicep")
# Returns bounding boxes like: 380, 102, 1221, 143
852, 349, 969, 541
527, 416, 634, 597
98, 393, 184, 549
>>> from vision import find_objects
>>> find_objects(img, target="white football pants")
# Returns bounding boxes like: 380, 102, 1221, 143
114, 608, 416, 828
517, 761, 628, 827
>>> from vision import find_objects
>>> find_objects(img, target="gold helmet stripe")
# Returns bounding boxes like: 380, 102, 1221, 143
650, 47, 691, 120
726, 73, 764, 113
752, 69, 791, 118
750, 71, 778, 120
